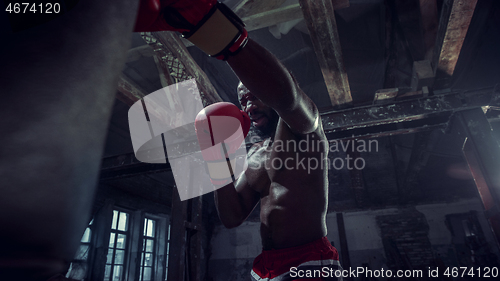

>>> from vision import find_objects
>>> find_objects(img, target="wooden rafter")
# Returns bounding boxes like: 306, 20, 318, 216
331, 0, 350, 11
146, 38, 176, 88
432, 0, 478, 84
459, 108, 500, 245
143, 31, 223, 106
233, 0, 287, 18
152, 53, 176, 87
234, 0, 349, 17
299, 0, 352, 107
321, 87, 498, 140
242, 3, 303, 31
237, 0, 349, 31
117, 74, 176, 127
100, 152, 171, 181
116, 75, 147, 106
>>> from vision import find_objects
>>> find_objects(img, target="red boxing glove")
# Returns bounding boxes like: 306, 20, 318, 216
134, 0, 248, 60
134, 0, 162, 32
134, 0, 214, 32
195, 102, 250, 186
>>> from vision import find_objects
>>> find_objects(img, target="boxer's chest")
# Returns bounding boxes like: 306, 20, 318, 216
246, 139, 296, 194
245, 140, 272, 193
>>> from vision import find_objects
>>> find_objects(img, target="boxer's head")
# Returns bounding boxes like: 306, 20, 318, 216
238, 82, 279, 138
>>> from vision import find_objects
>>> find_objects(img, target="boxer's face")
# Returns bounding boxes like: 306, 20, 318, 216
238, 83, 279, 138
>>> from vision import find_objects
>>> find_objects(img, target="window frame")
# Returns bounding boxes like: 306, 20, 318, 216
82, 203, 170, 281
104, 208, 131, 281
139, 216, 158, 281
137, 213, 169, 281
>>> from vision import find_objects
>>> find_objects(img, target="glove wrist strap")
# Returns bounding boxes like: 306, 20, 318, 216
184, 3, 248, 60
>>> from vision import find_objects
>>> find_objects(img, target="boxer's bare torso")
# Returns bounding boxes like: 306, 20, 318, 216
245, 119, 328, 250
214, 38, 329, 251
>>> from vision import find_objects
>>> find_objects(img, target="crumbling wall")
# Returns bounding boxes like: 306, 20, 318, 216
208, 199, 500, 281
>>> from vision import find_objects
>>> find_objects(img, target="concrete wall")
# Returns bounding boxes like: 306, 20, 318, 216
416, 199, 500, 267
332, 208, 399, 274
208, 198, 499, 280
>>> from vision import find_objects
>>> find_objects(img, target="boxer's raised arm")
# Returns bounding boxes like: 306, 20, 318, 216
227, 39, 320, 135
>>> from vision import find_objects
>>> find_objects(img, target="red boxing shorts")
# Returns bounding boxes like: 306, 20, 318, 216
251, 237, 343, 281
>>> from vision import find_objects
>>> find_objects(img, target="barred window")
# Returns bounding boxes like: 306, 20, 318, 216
105, 210, 129, 281
139, 218, 157, 281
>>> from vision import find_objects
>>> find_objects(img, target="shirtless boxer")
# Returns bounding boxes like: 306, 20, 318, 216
213, 39, 343, 280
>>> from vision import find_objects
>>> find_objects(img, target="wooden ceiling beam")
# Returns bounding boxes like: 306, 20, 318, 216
240, 0, 350, 32
242, 3, 303, 31
152, 53, 176, 88
321, 86, 498, 140
100, 152, 171, 181
432, 0, 478, 87
117, 74, 174, 126
116, 74, 147, 106
143, 31, 223, 106
299, 0, 352, 107
147, 41, 176, 88
233, 0, 288, 18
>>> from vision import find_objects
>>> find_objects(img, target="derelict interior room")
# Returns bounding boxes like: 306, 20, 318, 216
3, 0, 500, 280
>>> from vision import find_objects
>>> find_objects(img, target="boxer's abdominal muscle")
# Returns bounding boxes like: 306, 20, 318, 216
259, 179, 328, 250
